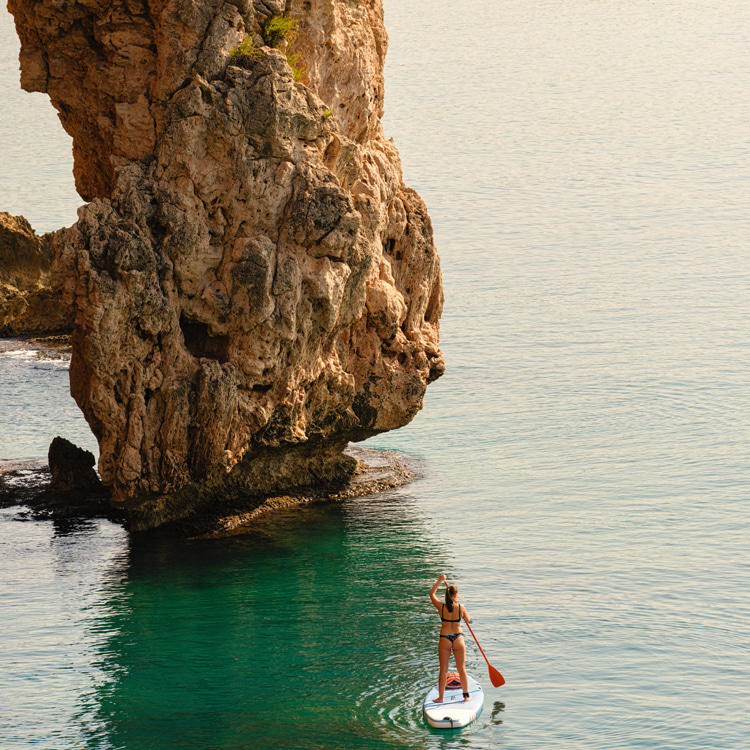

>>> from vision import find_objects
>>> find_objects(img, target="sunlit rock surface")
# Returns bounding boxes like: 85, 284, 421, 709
9, 0, 444, 529
0, 212, 69, 336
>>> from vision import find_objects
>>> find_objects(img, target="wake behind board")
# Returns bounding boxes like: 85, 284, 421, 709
423, 672, 484, 729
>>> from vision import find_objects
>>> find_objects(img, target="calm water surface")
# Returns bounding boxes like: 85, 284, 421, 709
2, 1, 750, 748
0, 11, 79, 233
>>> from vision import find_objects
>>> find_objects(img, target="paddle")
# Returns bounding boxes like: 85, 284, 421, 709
464, 620, 505, 687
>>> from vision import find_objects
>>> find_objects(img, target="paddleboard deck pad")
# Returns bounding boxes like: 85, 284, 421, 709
423, 672, 484, 729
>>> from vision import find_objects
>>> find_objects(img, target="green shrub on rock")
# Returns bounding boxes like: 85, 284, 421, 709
263, 15, 299, 48
230, 37, 263, 65
264, 15, 306, 82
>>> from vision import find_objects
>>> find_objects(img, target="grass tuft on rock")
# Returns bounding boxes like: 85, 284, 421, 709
229, 37, 263, 68
263, 15, 299, 48
264, 15, 306, 82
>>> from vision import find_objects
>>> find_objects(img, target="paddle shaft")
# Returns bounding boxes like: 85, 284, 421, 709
464, 621, 489, 665
464, 620, 505, 687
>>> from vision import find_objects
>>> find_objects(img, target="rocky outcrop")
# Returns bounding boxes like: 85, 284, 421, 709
0, 213, 70, 336
9, 0, 444, 529
48, 436, 104, 493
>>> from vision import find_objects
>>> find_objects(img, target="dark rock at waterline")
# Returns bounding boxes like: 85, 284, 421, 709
0, 447, 417, 536
0, 457, 118, 525
48, 436, 103, 493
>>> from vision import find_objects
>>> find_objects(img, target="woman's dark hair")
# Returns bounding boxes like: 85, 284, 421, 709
445, 585, 458, 612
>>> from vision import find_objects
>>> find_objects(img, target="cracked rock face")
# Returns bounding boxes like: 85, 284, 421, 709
9, 0, 444, 528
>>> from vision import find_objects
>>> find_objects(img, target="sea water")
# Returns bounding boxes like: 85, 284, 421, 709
1, 1, 750, 748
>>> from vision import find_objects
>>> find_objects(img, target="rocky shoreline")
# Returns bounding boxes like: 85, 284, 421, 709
0, 445, 419, 537
6, 0, 444, 529
1, 335, 420, 535
5, 0, 444, 530
0, 212, 70, 337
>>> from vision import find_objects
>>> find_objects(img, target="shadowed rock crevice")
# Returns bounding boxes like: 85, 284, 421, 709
8, 0, 445, 529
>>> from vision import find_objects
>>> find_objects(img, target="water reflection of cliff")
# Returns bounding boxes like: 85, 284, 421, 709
88, 488, 458, 749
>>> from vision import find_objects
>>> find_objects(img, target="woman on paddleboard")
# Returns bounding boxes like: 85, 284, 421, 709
429, 573, 472, 702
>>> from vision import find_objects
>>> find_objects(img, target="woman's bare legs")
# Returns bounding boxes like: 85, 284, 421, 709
436, 637, 452, 702
453, 635, 470, 700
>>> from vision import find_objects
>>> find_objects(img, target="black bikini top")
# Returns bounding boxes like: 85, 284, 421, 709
441, 603, 461, 623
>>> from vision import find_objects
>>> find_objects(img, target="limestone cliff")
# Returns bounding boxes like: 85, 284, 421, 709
9, 0, 444, 529
0, 212, 70, 336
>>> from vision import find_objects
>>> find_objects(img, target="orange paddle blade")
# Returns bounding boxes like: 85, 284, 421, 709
489, 664, 505, 687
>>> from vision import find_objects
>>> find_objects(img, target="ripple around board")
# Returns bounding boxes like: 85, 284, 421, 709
352, 643, 494, 745
355, 673, 429, 738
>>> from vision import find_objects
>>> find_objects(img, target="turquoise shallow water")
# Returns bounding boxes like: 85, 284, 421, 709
2, 1, 750, 748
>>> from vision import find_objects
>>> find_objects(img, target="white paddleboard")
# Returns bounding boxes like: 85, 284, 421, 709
423, 672, 484, 729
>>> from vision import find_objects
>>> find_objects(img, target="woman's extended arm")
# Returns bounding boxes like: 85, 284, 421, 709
461, 605, 471, 624
429, 574, 446, 610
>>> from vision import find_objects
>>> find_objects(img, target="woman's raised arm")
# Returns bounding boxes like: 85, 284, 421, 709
429, 573, 447, 609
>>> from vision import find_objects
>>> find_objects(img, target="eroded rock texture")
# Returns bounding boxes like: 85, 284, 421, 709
48, 436, 103, 494
9, 0, 444, 528
0, 212, 70, 336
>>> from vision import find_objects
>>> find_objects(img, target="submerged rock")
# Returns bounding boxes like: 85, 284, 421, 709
0, 213, 70, 336
8, 0, 445, 528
